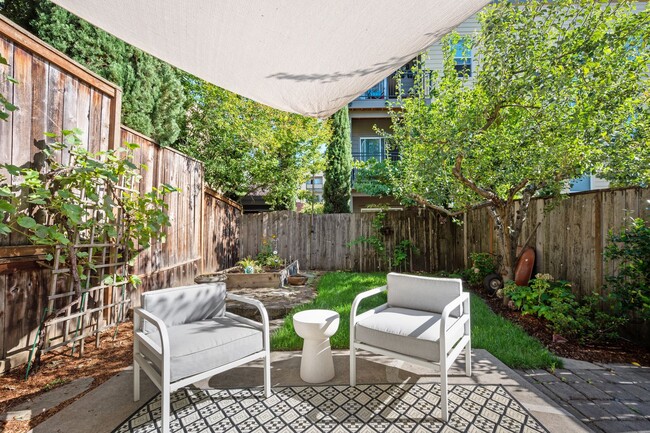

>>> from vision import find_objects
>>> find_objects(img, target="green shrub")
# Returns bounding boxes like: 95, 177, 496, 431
552, 294, 627, 343
464, 252, 498, 286
604, 217, 650, 321
505, 274, 626, 343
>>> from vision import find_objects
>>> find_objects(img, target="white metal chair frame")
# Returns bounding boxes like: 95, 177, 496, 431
349, 284, 471, 422
133, 292, 271, 433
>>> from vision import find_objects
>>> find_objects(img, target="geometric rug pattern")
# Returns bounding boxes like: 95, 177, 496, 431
113, 384, 549, 433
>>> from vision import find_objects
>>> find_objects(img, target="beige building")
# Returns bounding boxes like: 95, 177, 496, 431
312, 2, 650, 212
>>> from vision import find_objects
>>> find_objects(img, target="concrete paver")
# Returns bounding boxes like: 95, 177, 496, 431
519, 361, 650, 433
592, 418, 650, 433
2, 377, 93, 421
541, 381, 589, 400
622, 401, 650, 418
570, 381, 614, 400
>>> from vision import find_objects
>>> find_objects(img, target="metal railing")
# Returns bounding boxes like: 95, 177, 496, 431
357, 71, 416, 100
351, 151, 399, 184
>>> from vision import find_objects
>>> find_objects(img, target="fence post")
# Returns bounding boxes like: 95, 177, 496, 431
594, 190, 603, 292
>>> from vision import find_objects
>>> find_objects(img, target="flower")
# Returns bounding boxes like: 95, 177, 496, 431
273, 250, 278, 255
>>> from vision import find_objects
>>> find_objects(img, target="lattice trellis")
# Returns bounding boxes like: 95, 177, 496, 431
26, 163, 139, 376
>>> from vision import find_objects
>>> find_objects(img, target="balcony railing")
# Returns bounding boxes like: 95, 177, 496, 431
351, 151, 399, 184
357, 71, 416, 100
351, 151, 399, 162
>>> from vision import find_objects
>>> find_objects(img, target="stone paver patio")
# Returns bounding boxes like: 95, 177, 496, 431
520, 358, 650, 433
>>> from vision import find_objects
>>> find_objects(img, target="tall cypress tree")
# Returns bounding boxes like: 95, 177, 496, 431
323, 106, 352, 213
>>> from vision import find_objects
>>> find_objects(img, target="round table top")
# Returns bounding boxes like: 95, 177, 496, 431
293, 309, 339, 324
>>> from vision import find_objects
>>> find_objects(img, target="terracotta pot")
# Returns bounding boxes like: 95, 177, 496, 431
288, 274, 308, 286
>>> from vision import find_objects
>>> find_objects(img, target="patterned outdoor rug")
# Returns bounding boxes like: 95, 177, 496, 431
113, 383, 549, 433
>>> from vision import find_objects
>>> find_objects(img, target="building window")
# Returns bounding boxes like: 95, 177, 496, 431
307, 177, 323, 185
453, 38, 472, 77
358, 137, 385, 161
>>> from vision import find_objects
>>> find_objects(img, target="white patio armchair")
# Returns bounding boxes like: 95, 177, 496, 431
350, 273, 471, 422
133, 283, 271, 433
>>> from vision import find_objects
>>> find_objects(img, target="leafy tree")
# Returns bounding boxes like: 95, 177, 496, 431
177, 77, 329, 209
1, 0, 186, 146
604, 217, 650, 320
386, 0, 649, 279
323, 106, 352, 213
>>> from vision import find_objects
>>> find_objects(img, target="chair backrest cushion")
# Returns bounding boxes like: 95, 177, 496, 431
387, 273, 462, 314
141, 283, 226, 329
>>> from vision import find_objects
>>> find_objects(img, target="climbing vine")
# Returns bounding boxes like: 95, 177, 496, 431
0, 52, 18, 121
348, 209, 418, 270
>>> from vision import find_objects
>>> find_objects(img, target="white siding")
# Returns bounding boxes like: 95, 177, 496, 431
424, 2, 646, 77
424, 13, 481, 77
591, 177, 611, 190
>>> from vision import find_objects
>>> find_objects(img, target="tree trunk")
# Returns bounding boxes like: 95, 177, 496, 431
487, 203, 520, 282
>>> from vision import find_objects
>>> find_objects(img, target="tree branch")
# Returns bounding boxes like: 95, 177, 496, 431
409, 193, 490, 217
452, 154, 501, 203
507, 178, 529, 203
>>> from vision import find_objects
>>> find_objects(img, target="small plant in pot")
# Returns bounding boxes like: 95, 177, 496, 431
237, 257, 262, 274
255, 236, 286, 271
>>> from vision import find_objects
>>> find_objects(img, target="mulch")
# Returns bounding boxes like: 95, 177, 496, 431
0, 322, 134, 433
472, 285, 650, 367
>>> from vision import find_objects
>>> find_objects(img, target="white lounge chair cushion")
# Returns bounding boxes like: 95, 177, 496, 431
141, 283, 227, 333
355, 307, 465, 362
387, 273, 462, 315
147, 316, 263, 382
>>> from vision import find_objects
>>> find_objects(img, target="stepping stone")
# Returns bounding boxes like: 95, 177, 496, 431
2, 377, 93, 421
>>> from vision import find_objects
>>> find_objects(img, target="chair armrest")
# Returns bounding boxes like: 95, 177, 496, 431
351, 285, 387, 320
226, 293, 270, 325
133, 307, 170, 362
350, 284, 388, 341
226, 293, 270, 348
440, 292, 470, 326
440, 292, 470, 355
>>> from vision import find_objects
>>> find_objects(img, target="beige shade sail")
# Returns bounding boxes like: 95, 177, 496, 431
51, 0, 490, 118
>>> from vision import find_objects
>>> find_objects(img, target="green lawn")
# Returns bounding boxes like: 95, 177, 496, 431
270, 271, 560, 369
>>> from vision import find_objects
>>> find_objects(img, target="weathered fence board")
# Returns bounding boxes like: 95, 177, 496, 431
240, 209, 461, 273
241, 187, 649, 298
203, 189, 242, 273
121, 127, 205, 294
0, 17, 241, 372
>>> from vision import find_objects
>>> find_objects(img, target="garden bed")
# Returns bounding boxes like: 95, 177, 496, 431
472, 284, 650, 366
195, 260, 300, 289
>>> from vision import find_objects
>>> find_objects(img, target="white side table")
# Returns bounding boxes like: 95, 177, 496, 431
293, 309, 340, 383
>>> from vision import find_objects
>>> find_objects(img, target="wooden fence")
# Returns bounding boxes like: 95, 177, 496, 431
0, 16, 122, 372
0, 17, 241, 372
122, 127, 205, 294
203, 189, 242, 273
241, 187, 650, 296
463, 187, 650, 296
240, 210, 464, 273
